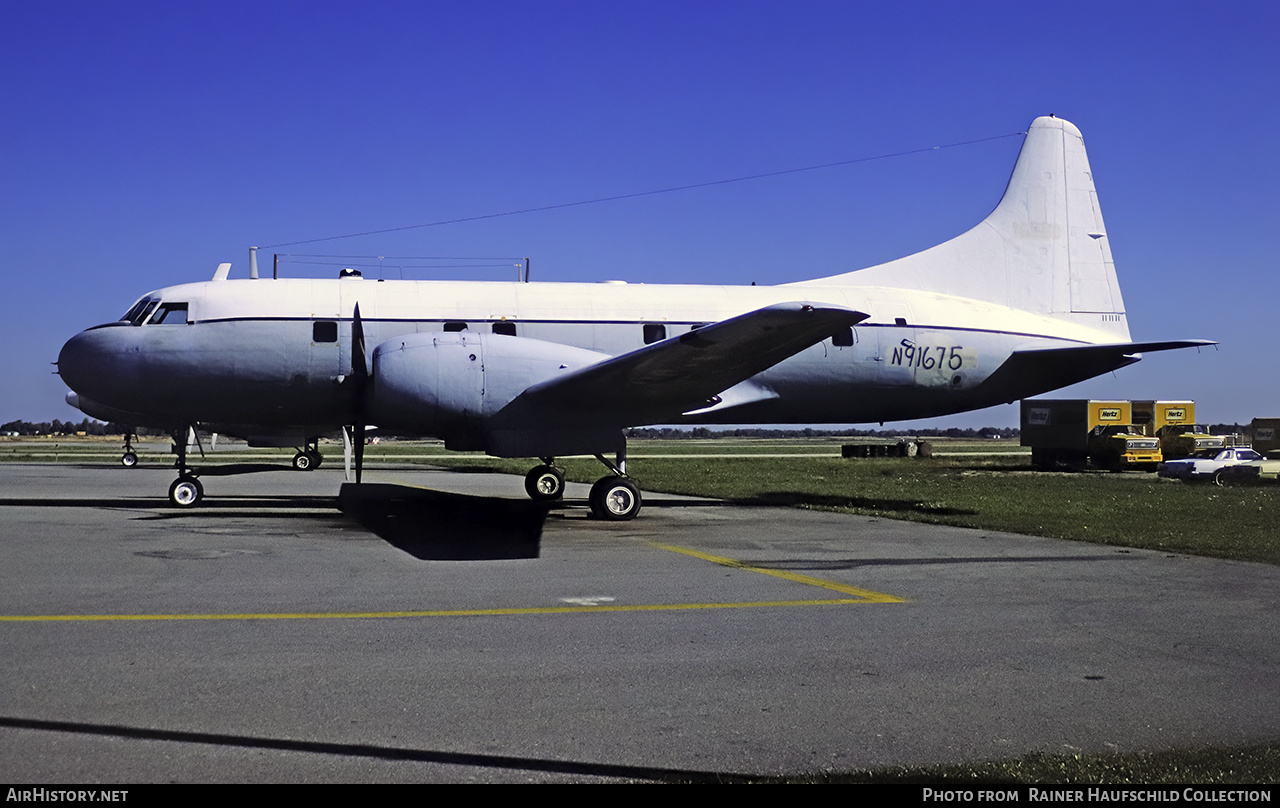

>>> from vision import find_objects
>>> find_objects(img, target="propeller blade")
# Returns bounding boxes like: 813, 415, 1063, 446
354, 422, 365, 484
351, 302, 368, 382
351, 303, 368, 484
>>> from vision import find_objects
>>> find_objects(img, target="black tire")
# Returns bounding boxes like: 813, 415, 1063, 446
1092, 452, 1120, 471
524, 465, 565, 501
307, 449, 323, 470
121, 451, 138, 468
292, 451, 313, 471
588, 476, 642, 521
168, 476, 203, 508
1213, 469, 1229, 487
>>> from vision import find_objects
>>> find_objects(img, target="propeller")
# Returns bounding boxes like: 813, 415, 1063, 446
350, 303, 368, 483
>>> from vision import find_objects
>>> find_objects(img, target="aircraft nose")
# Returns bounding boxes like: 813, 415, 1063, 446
57, 328, 123, 399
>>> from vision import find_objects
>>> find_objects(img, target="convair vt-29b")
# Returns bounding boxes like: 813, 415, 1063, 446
58, 116, 1210, 519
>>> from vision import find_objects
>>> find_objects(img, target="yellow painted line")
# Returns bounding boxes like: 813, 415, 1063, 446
1, 599, 876, 623
0, 540, 904, 623
645, 541, 908, 603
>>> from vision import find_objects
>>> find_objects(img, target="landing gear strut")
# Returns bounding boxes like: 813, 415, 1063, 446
589, 446, 642, 521
121, 429, 138, 468
168, 428, 203, 508
521, 446, 643, 520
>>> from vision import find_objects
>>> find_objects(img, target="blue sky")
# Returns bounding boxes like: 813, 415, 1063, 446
3, 1, 1276, 428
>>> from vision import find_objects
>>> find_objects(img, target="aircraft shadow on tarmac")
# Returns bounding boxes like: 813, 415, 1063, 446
338, 483, 548, 561
0, 715, 745, 783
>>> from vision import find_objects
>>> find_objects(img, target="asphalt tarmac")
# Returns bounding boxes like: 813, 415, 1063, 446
1, 462, 1277, 783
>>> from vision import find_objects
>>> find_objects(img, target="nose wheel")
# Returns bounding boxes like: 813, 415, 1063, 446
120, 430, 138, 468
292, 440, 323, 471
165, 427, 205, 508
168, 475, 204, 507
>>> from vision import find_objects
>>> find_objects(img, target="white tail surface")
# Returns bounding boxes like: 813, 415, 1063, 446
793, 116, 1130, 340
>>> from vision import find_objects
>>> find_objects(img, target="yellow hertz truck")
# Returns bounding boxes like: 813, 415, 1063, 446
1132, 400, 1224, 459
1021, 400, 1163, 471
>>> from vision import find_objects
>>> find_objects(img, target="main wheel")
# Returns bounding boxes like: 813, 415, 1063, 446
292, 451, 314, 471
121, 451, 138, 468
524, 465, 566, 501
306, 449, 323, 470
589, 476, 642, 521
168, 476, 204, 508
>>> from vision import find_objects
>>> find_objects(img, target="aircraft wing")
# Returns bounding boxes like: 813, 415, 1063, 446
980, 339, 1217, 401
493, 302, 867, 428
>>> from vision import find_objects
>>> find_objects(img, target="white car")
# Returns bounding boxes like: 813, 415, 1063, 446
1157, 448, 1264, 483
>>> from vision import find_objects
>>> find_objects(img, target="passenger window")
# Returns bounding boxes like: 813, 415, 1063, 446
443, 322, 468, 332
643, 323, 666, 344
313, 321, 338, 343
832, 327, 854, 347
492, 322, 517, 336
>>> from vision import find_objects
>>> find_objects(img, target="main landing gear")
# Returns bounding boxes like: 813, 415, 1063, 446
524, 459, 566, 501
292, 440, 323, 471
522, 448, 642, 521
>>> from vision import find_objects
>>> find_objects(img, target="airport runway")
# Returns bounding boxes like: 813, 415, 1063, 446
1, 462, 1277, 783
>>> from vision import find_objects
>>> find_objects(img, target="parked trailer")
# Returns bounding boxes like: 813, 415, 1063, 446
1021, 399, 1162, 471
1131, 400, 1224, 459
1250, 418, 1280, 455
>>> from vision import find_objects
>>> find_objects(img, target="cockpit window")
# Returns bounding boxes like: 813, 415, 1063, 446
134, 299, 161, 325
138, 298, 162, 323
121, 297, 156, 324
149, 302, 189, 324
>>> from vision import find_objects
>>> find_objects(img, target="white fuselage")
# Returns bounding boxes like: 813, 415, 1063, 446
58, 274, 1117, 440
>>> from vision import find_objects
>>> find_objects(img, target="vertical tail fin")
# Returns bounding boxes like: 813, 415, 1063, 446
796, 116, 1130, 340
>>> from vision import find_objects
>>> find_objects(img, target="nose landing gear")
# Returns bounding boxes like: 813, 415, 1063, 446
167, 428, 203, 508
120, 430, 138, 468
292, 440, 323, 471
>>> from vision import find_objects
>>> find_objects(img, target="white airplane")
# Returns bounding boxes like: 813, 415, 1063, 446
58, 115, 1209, 518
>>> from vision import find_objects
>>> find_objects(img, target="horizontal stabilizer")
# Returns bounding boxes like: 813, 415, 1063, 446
494, 302, 867, 429
980, 339, 1217, 403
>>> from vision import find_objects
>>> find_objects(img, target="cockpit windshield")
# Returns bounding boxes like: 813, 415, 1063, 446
120, 297, 157, 324
118, 296, 188, 325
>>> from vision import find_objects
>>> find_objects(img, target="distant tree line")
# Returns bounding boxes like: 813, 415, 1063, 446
2, 419, 1256, 440
0, 418, 125, 436
0, 419, 171, 436
625, 426, 1022, 439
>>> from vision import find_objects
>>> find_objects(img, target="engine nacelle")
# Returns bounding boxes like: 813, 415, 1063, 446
369, 331, 608, 447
